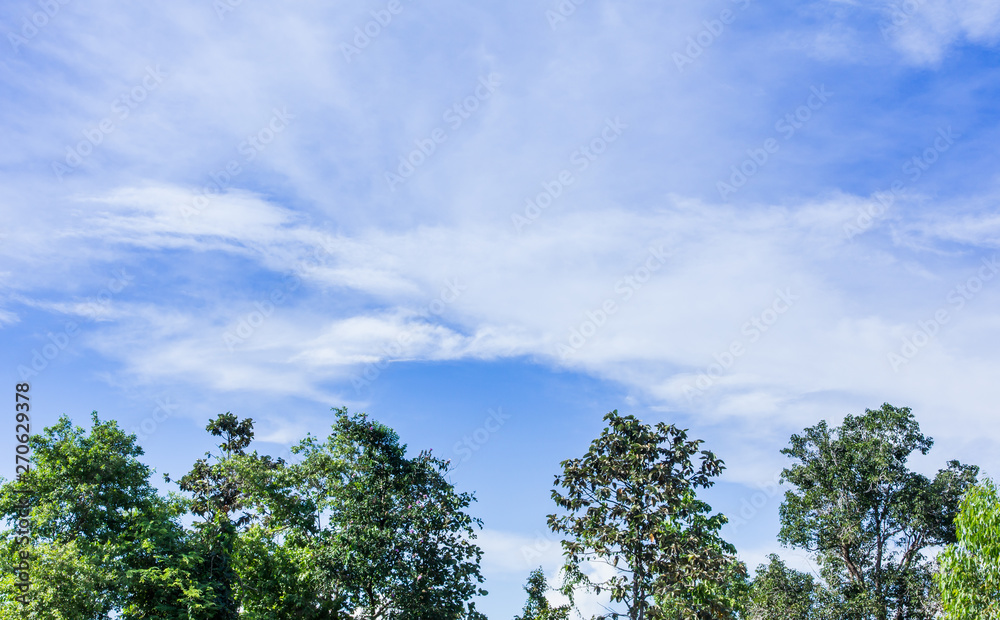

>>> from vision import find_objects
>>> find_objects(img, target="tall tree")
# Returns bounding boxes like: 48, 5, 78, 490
170, 412, 292, 620
778, 404, 978, 620
547, 410, 743, 620
292, 408, 488, 620
0, 413, 210, 619
935, 478, 1000, 619
513, 568, 570, 620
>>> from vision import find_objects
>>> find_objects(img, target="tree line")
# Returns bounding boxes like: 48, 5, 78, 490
0, 403, 996, 619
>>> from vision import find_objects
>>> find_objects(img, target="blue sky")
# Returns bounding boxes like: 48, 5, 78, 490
2, 0, 1000, 616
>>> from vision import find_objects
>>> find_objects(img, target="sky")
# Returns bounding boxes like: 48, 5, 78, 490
1, 0, 1000, 617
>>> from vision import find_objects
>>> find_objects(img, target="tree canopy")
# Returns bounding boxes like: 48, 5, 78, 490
0, 412, 210, 619
0, 402, 986, 620
746, 554, 834, 620
513, 568, 570, 620
291, 409, 488, 620
778, 403, 978, 620
0, 409, 487, 620
547, 410, 744, 620
935, 477, 1000, 619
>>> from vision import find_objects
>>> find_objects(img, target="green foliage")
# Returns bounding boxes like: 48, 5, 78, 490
0, 408, 488, 620
2, 412, 159, 543
778, 403, 978, 620
16, 402, 977, 620
174, 413, 257, 619
656, 553, 750, 620
936, 478, 1000, 619
547, 410, 744, 620
231, 524, 338, 619
746, 554, 833, 620
0, 412, 211, 619
118, 497, 223, 619
514, 568, 570, 620
0, 539, 115, 620
292, 408, 488, 620
171, 411, 299, 620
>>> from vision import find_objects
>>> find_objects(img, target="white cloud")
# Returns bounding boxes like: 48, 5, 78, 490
14, 188, 996, 460
904, 211, 1000, 248
0, 308, 19, 327
7, 182, 990, 498
477, 528, 618, 618
3, 4, 999, 619
880, 0, 1000, 65
478, 529, 564, 575
739, 545, 823, 579
12, 297, 130, 323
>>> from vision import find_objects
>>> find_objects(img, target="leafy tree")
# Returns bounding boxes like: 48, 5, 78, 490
935, 478, 1000, 619
121, 498, 228, 619
547, 410, 743, 620
292, 408, 488, 620
778, 404, 978, 620
654, 540, 749, 619
1, 407, 491, 619
514, 568, 570, 620
746, 554, 831, 620
0, 539, 114, 620
0, 413, 210, 619
231, 522, 338, 619
170, 412, 300, 620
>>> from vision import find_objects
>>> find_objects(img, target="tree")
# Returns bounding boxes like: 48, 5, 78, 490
0, 539, 115, 620
935, 478, 1000, 619
122, 494, 248, 620
231, 522, 338, 619
746, 554, 831, 620
170, 412, 302, 620
547, 410, 743, 620
654, 539, 749, 619
778, 403, 978, 620
292, 408, 488, 620
0, 413, 210, 619
514, 568, 570, 620
1, 407, 490, 619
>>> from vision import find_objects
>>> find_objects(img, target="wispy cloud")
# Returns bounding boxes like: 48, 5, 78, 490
3, 2, 1000, 616
9, 184, 997, 459
0, 308, 19, 327
877, 0, 1000, 65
